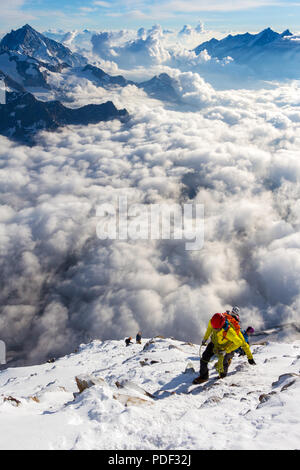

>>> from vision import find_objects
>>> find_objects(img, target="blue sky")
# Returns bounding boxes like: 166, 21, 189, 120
2, 0, 300, 33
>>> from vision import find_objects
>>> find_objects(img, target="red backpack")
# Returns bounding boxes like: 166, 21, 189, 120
222, 312, 241, 339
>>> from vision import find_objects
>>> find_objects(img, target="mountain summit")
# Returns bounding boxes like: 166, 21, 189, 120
0, 24, 87, 67
0, 333, 299, 449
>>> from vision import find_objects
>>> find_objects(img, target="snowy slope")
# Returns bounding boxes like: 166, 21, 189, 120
0, 334, 300, 450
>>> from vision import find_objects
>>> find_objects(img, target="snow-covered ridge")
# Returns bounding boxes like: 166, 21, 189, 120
1, 334, 299, 450
194, 27, 300, 79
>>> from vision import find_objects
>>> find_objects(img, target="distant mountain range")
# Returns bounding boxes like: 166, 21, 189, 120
194, 28, 293, 58
194, 27, 300, 77
2, 24, 299, 144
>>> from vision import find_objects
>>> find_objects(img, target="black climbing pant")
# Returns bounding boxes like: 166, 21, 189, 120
199, 341, 234, 378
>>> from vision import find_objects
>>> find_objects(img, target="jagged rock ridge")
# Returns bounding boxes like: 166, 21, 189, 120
0, 91, 129, 144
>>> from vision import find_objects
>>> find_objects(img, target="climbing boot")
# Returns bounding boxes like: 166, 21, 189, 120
193, 376, 208, 385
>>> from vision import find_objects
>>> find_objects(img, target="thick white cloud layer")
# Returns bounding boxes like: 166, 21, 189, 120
1, 71, 300, 365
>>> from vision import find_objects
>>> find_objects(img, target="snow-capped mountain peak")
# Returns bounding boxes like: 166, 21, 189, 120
0, 24, 87, 67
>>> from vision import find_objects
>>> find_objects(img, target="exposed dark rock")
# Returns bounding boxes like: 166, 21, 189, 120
0, 91, 129, 144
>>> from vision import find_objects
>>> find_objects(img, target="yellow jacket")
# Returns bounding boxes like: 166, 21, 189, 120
203, 320, 253, 360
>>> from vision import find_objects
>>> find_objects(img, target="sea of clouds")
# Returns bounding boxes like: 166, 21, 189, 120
1, 24, 300, 365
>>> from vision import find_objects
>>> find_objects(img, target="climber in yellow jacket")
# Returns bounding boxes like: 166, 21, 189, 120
193, 311, 255, 384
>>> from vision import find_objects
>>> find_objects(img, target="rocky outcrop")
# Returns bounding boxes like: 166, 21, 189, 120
0, 91, 129, 144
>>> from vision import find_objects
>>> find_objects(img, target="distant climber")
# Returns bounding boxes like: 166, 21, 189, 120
193, 308, 256, 384
136, 331, 142, 344
237, 326, 255, 356
243, 326, 255, 343
125, 337, 133, 347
